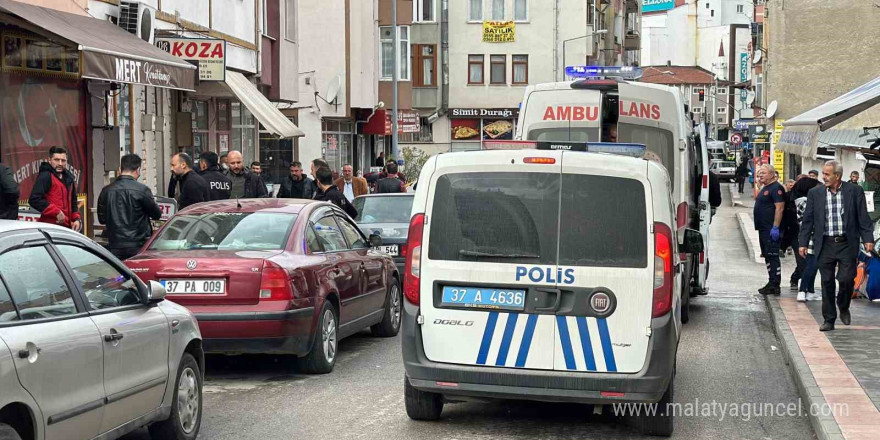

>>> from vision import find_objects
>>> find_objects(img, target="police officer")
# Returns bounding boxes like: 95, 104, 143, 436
754, 164, 786, 295
198, 151, 231, 201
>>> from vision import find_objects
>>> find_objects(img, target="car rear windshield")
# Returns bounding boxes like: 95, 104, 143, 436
150, 212, 297, 251
428, 172, 647, 267
353, 196, 415, 224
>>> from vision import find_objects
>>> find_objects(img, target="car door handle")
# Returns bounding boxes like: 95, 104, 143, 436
104, 330, 124, 342
18, 347, 41, 359
535, 288, 562, 313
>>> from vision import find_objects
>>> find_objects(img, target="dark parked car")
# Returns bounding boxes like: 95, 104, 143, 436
125, 199, 402, 374
352, 194, 415, 280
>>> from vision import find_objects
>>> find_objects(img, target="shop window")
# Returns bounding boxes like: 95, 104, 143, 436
191, 100, 209, 158
414, 45, 436, 87
400, 118, 433, 143
379, 26, 411, 81
512, 55, 528, 84
490, 55, 506, 85
468, 55, 484, 84
322, 120, 354, 174
118, 84, 133, 153
469, 0, 483, 21
492, 0, 505, 20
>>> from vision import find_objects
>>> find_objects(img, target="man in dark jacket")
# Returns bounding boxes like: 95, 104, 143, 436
224, 151, 268, 198
198, 151, 231, 201
277, 161, 317, 199
97, 154, 162, 260
314, 167, 358, 218
377, 161, 406, 193
0, 162, 19, 220
171, 153, 209, 209
29, 146, 81, 231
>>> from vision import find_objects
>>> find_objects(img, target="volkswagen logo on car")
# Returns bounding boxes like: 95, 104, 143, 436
186, 259, 198, 270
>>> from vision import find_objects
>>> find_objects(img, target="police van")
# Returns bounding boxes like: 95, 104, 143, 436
401, 141, 704, 436
512, 66, 713, 320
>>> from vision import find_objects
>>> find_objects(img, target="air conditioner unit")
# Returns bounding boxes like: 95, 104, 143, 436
118, 1, 156, 45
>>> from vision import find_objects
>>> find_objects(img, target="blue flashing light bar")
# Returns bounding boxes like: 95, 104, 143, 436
565, 65, 643, 80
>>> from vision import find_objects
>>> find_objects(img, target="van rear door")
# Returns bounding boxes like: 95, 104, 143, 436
553, 152, 654, 373
419, 150, 562, 370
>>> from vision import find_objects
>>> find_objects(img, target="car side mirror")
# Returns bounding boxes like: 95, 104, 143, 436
147, 280, 167, 303
369, 233, 383, 247
681, 229, 705, 254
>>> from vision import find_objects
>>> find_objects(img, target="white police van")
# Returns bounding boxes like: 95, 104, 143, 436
512, 66, 713, 321
401, 141, 704, 436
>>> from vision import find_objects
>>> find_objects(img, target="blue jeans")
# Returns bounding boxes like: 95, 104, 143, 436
800, 254, 819, 293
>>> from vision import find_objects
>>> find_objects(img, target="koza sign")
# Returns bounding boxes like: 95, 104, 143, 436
156, 38, 226, 81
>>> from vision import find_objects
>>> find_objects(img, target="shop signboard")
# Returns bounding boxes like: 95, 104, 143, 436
482, 21, 516, 43
381, 110, 422, 134
773, 148, 785, 181
82, 52, 195, 90
642, 0, 675, 13
450, 108, 519, 143
155, 38, 226, 81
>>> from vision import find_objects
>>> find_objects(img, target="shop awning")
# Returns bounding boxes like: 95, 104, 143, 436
0, 0, 196, 91
225, 71, 304, 138
778, 76, 880, 158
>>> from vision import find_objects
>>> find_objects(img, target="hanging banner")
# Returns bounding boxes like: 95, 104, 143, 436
482, 21, 516, 43
155, 37, 226, 82
642, 0, 675, 13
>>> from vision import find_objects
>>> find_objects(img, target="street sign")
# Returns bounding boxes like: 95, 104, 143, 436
731, 133, 743, 144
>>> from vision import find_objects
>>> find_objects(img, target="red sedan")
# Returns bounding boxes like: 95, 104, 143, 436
125, 199, 402, 374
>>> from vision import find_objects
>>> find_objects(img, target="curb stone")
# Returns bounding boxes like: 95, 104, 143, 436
729, 183, 743, 207
736, 212, 763, 263
765, 295, 845, 440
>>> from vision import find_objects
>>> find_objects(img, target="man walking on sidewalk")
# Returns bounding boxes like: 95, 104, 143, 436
97, 154, 162, 260
754, 164, 786, 295
799, 160, 875, 331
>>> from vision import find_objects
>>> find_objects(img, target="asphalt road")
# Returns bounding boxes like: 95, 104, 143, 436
125, 186, 815, 440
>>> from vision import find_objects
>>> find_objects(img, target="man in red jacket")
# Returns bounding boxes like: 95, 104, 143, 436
29, 146, 81, 231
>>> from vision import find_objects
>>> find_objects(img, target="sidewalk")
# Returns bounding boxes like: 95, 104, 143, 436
736, 186, 880, 439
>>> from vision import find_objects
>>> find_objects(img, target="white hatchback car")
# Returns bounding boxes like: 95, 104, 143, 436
0, 221, 203, 440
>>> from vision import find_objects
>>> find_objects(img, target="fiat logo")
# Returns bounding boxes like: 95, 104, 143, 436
186, 260, 197, 270
591, 292, 611, 314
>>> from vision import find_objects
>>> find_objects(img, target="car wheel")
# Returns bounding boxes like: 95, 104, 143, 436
0, 424, 21, 440
404, 376, 443, 421
681, 284, 691, 325
372, 278, 402, 337
632, 376, 674, 437
297, 301, 338, 374
148, 353, 202, 440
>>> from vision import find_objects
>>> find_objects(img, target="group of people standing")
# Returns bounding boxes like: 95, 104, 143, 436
754, 161, 875, 331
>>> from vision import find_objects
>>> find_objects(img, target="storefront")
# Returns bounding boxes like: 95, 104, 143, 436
449, 108, 519, 151
0, 0, 196, 237
359, 109, 422, 171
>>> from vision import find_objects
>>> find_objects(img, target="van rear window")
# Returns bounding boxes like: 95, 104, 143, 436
560, 175, 647, 268
428, 172, 648, 268
428, 173, 559, 265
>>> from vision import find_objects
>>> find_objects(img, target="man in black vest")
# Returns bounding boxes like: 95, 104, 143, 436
377, 161, 406, 193
198, 151, 231, 201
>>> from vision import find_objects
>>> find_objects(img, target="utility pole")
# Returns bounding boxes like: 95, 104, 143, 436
391, 0, 400, 161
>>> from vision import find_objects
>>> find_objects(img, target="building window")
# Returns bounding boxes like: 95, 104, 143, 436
717, 106, 727, 114
379, 26, 411, 81
711, 9, 714, 17
514, 0, 528, 21
468, 54, 484, 84
469, 0, 482, 21
413, 44, 437, 87
512, 55, 528, 84
285, 0, 296, 42
736, 4, 744, 13
492, 0, 505, 20
693, 87, 704, 95
705, 2, 709, 8
414, 0, 435, 22
716, 87, 728, 95
693, 107, 703, 114
262, 0, 269, 36
490, 55, 506, 84
756, 73, 763, 108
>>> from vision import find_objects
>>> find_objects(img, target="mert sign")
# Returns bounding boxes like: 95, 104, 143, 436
156, 38, 226, 81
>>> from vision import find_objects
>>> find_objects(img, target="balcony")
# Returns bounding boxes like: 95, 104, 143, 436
625, 0, 639, 14
624, 30, 641, 50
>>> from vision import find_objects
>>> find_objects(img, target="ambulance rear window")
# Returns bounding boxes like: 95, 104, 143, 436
617, 123, 675, 185
428, 173, 559, 265
528, 127, 599, 142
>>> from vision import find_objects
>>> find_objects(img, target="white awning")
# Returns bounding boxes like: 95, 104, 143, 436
779, 76, 880, 158
225, 71, 304, 138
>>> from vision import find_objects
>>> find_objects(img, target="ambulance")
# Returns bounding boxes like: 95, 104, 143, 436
513, 66, 713, 320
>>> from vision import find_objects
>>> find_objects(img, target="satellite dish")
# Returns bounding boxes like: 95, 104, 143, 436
767, 100, 779, 118
326, 75, 342, 104
746, 91, 756, 106
753, 50, 762, 64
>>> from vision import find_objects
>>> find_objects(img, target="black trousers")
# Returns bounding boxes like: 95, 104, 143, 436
110, 247, 141, 261
759, 229, 781, 286
791, 236, 805, 283
737, 177, 746, 193
817, 237, 857, 324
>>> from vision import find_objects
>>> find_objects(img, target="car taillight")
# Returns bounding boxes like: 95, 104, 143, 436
259, 261, 293, 301
653, 222, 673, 318
404, 213, 425, 305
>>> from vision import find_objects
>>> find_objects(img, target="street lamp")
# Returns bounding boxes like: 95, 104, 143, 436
562, 29, 608, 80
